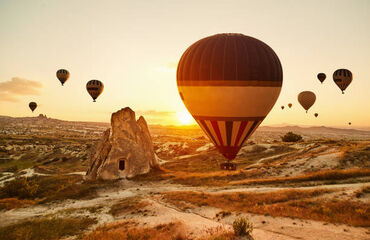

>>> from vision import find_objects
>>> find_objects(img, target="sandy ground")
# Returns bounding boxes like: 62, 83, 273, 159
1, 179, 369, 239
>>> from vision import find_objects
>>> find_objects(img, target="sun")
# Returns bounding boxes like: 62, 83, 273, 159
176, 111, 194, 125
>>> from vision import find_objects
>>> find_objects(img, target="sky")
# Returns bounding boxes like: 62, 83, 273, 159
0, 0, 369, 127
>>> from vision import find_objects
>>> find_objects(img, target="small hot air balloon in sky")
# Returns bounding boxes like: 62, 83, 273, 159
288, 103, 292, 108
177, 33, 282, 169
348, 122, 352, 125
298, 91, 316, 113
29, 102, 37, 112
281, 106, 285, 110
333, 69, 352, 94
314, 113, 318, 118
317, 73, 326, 84
86, 80, 104, 102
56, 69, 70, 86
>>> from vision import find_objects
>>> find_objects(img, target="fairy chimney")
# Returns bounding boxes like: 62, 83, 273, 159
86, 107, 159, 180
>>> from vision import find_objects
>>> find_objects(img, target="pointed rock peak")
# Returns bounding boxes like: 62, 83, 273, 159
137, 116, 148, 130
111, 107, 136, 123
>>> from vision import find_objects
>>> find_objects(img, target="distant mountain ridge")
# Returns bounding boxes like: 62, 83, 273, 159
0, 115, 369, 135
259, 125, 370, 136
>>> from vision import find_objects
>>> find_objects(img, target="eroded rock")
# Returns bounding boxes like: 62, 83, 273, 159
86, 107, 158, 180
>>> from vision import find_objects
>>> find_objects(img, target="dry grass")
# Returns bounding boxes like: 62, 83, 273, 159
83, 221, 187, 240
230, 168, 370, 186
339, 144, 370, 168
109, 196, 150, 217
83, 221, 235, 240
0, 175, 117, 206
162, 188, 370, 227
354, 185, 370, 198
0, 216, 97, 240
0, 198, 36, 210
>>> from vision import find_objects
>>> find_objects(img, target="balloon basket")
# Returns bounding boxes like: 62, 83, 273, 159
220, 162, 236, 171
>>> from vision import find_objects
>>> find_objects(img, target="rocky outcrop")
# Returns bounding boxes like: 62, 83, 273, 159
86, 107, 159, 180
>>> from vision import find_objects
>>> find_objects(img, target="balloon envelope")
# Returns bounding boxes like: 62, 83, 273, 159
333, 69, 352, 94
314, 113, 318, 117
177, 33, 283, 160
288, 103, 292, 108
29, 102, 37, 112
56, 69, 70, 86
317, 73, 326, 83
298, 91, 316, 113
281, 106, 284, 110
86, 80, 104, 102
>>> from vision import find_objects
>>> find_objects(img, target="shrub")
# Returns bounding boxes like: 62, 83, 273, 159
281, 132, 302, 142
232, 217, 253, 236
0, 177, 39, 199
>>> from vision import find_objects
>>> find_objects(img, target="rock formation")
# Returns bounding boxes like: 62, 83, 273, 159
86, 107, 159, 180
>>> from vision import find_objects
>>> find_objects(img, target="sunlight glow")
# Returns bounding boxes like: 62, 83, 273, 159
176, 111, 194, 125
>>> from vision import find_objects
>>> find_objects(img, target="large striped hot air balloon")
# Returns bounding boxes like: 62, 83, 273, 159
333, 69, 352, 94
177, 33, 283, 166
298, 91, 316, 113
86, 80, 104, 102
29, 102, 37, 112
56, 69, 70, 86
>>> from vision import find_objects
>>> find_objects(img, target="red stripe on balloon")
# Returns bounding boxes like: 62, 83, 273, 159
210, 120, 224, 146
234, 121, 248, 146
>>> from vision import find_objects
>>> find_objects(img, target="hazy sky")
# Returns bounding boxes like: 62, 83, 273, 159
0, 0, 369, 126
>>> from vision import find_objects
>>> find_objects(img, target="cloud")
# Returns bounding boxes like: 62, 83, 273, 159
0, 77, 42, 102
137, 110, 175, 117
156, 62, 178, 72
136, 110, 177, 125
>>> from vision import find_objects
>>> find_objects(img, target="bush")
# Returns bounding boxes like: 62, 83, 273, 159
232, 217, 253, 236
281, 132, 302, 142
0, 177, 39, 199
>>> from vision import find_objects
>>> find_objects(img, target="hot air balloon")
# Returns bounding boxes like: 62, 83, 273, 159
314, 113, 318, 118
333, 69, 352, 94
29, 102, 37, 112
317, 73, 326, 84
281, 106, 285, 110
298, 91, 316, 113
177, 33, 282, 170
56, 69, 70, 86
348, 122, 352, 125
86, 80, 104, 102
288, 103, 292, 108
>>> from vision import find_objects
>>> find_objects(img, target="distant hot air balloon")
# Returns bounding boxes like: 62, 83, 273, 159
333, 69, 352, 94
348, 122, 352, 125
314, 113, 318, 118
298, 91, 316, 113
317, 73, 326, 84
281, 106, 285, 110
86, 80, 104, 102
177, 33, 282, 169
29, 102, 37, 112
288, 103, 292, 108
56, 69, 70, 86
